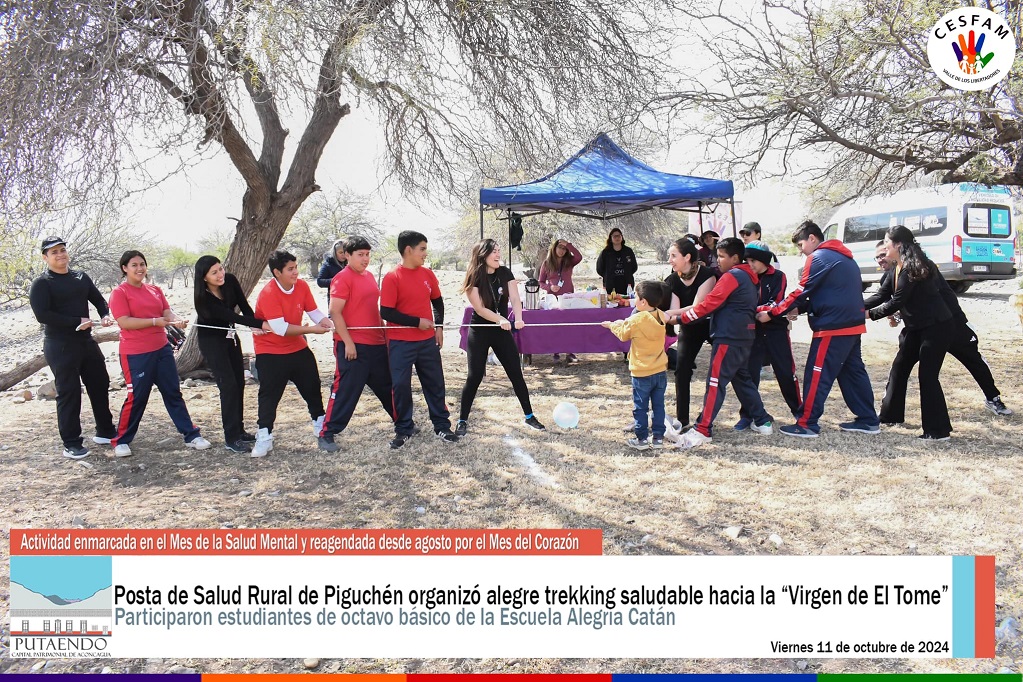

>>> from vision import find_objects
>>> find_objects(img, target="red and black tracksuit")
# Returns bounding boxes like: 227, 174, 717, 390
681, 264, 772, 437
741, 266, 802, 422
769, 241, 878, 433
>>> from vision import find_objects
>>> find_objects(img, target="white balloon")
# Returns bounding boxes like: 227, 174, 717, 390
552, 402, 580, 429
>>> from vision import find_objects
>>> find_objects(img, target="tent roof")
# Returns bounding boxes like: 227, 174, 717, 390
479, 133, 734, 219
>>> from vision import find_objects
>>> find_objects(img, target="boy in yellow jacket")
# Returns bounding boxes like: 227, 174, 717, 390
602, 281, 669, 450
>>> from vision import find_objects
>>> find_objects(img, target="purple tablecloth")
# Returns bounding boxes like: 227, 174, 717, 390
457, 306, 638, 354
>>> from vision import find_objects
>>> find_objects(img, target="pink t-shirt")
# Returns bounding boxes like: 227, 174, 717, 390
330, 268, 385, 345
109, 281, 171, 356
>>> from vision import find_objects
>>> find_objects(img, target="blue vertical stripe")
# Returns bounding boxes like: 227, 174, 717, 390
952, 555, 975, 658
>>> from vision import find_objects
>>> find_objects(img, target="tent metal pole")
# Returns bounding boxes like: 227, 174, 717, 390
479, 201, 484, 240
730, 198, 738, 237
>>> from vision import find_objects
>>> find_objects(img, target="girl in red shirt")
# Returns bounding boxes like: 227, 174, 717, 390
109, 250, 210, 457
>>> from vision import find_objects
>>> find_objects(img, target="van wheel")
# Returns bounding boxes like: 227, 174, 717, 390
949, 281, 972, 294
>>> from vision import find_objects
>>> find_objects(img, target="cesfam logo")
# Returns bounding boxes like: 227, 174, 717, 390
928, 7, 1016, 90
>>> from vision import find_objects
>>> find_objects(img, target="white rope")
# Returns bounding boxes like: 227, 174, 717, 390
88, 319, 622, 334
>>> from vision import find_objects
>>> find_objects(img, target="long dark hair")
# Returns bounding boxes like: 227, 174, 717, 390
887, 225, 937, 282
670, 237, 701, 276
604, 227, 625, 250
194, 255, 221, 310
543, 238, 573, 277
461, 238, 499, 309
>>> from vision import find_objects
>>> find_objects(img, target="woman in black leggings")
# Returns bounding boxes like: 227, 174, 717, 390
456, 239, 545, 436
663, 237, 717, 429
865, 225, 953, 440
194, 255, 270, 453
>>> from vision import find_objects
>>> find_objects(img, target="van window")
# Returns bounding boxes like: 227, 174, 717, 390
963, 203, 1012, 238
824, 224, 838, 241
844, 206, 947, 244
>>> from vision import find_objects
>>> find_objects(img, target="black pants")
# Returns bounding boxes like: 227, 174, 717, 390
880, 324, 952, 436
44, 335, 115, 449
322, 342, 394, 436
460, 325, 533, 421
389, 338, 451, 435
741, 328, 803, 419
199, 334, 247, 442
255, 347, 324, 433
674, 323, 712, 425
947, 322, 1000, 400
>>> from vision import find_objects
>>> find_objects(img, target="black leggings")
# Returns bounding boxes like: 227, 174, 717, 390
674, 323, 712, 425
460, 325, 533, 421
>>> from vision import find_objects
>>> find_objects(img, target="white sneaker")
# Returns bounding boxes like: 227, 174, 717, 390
91, 436, 112, 445
677, 428, 712, 450
185, 436, 212, 450
113, 443, 133, 458
750, 421, 774, 435
251, 428, 273, 458
311, 415, 325, 435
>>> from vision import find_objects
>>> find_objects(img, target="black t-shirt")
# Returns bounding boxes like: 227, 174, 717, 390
470, 266, 515, 325
29, 269, 110, 338
195, 272, 264, 339
664, 264, 715, 329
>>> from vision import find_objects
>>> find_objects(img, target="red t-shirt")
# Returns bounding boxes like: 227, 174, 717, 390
380, 265, 440, 342
330, 268, 385, 345
109, 281, 171, 356
253, 278, 319, 355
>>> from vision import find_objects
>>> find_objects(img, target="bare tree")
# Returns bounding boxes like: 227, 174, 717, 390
2, 0, 674, 371
655, 0, 1023, 200
281, 189, 380, 277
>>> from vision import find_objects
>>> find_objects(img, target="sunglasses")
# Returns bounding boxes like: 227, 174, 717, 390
875, 255, 886, 261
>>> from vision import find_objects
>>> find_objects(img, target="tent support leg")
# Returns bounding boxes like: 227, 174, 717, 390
479, 203, 484, 240
730, 198, 738, 238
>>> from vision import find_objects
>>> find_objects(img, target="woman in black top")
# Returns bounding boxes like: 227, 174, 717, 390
663, 238, 717, 428
456, 239, 545, 436
865, 225, 953, 440
316, 239, 348, 302
194, 255, 270, 452
595, 227, 639, 295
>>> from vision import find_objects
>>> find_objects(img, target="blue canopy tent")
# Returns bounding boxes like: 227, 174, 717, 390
478, 133, 737, 244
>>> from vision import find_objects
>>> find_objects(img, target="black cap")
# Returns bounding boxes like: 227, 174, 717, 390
41, 236, 66, 253
741, 221, 762, 236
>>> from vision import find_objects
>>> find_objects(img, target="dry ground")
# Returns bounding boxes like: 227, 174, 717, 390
1, 262, 1021, 674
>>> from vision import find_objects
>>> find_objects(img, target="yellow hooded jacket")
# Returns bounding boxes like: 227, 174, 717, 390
607, 309, 668, 377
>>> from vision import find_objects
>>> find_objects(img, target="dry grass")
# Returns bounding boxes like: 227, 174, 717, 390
1, 270, 1020, 674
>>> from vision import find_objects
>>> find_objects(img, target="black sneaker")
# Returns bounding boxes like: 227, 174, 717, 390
524, 416, 546, 431
239, 431, 257, 443
918, 433, 951, 442
317, 435, 339, 452
225, 440, 251, 454
454, 420, 468, 437
435, 429, 459, 443
985, 396, 1013, 416
62, 445, 89, 460
390, 434, 412, 449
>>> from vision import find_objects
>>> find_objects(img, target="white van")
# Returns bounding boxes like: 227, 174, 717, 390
823, 183, 1017, 292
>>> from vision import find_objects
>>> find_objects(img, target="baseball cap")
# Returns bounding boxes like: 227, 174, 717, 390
41, 236, 67, 253
740, 221, 762, 236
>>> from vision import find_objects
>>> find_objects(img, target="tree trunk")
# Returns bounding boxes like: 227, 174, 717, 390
174, 195, 309, 374
0, 328, 121, 391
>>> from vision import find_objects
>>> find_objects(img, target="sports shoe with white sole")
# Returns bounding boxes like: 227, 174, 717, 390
676, 428, 712, 450
251, 428, 273, 458
92, 435, 113, 445
185, 436, 212, 450
626, 437, 650, 451
750, 421, 773, 435
113, 443, 133, 457
311, 415, 325, 435
779, 424, 819, 438
62, 445, 89, 459
985, 396, 1013, 416
839, 421, 881, 434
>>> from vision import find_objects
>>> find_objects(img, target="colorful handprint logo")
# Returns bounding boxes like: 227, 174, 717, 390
952, 30, 995, 74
